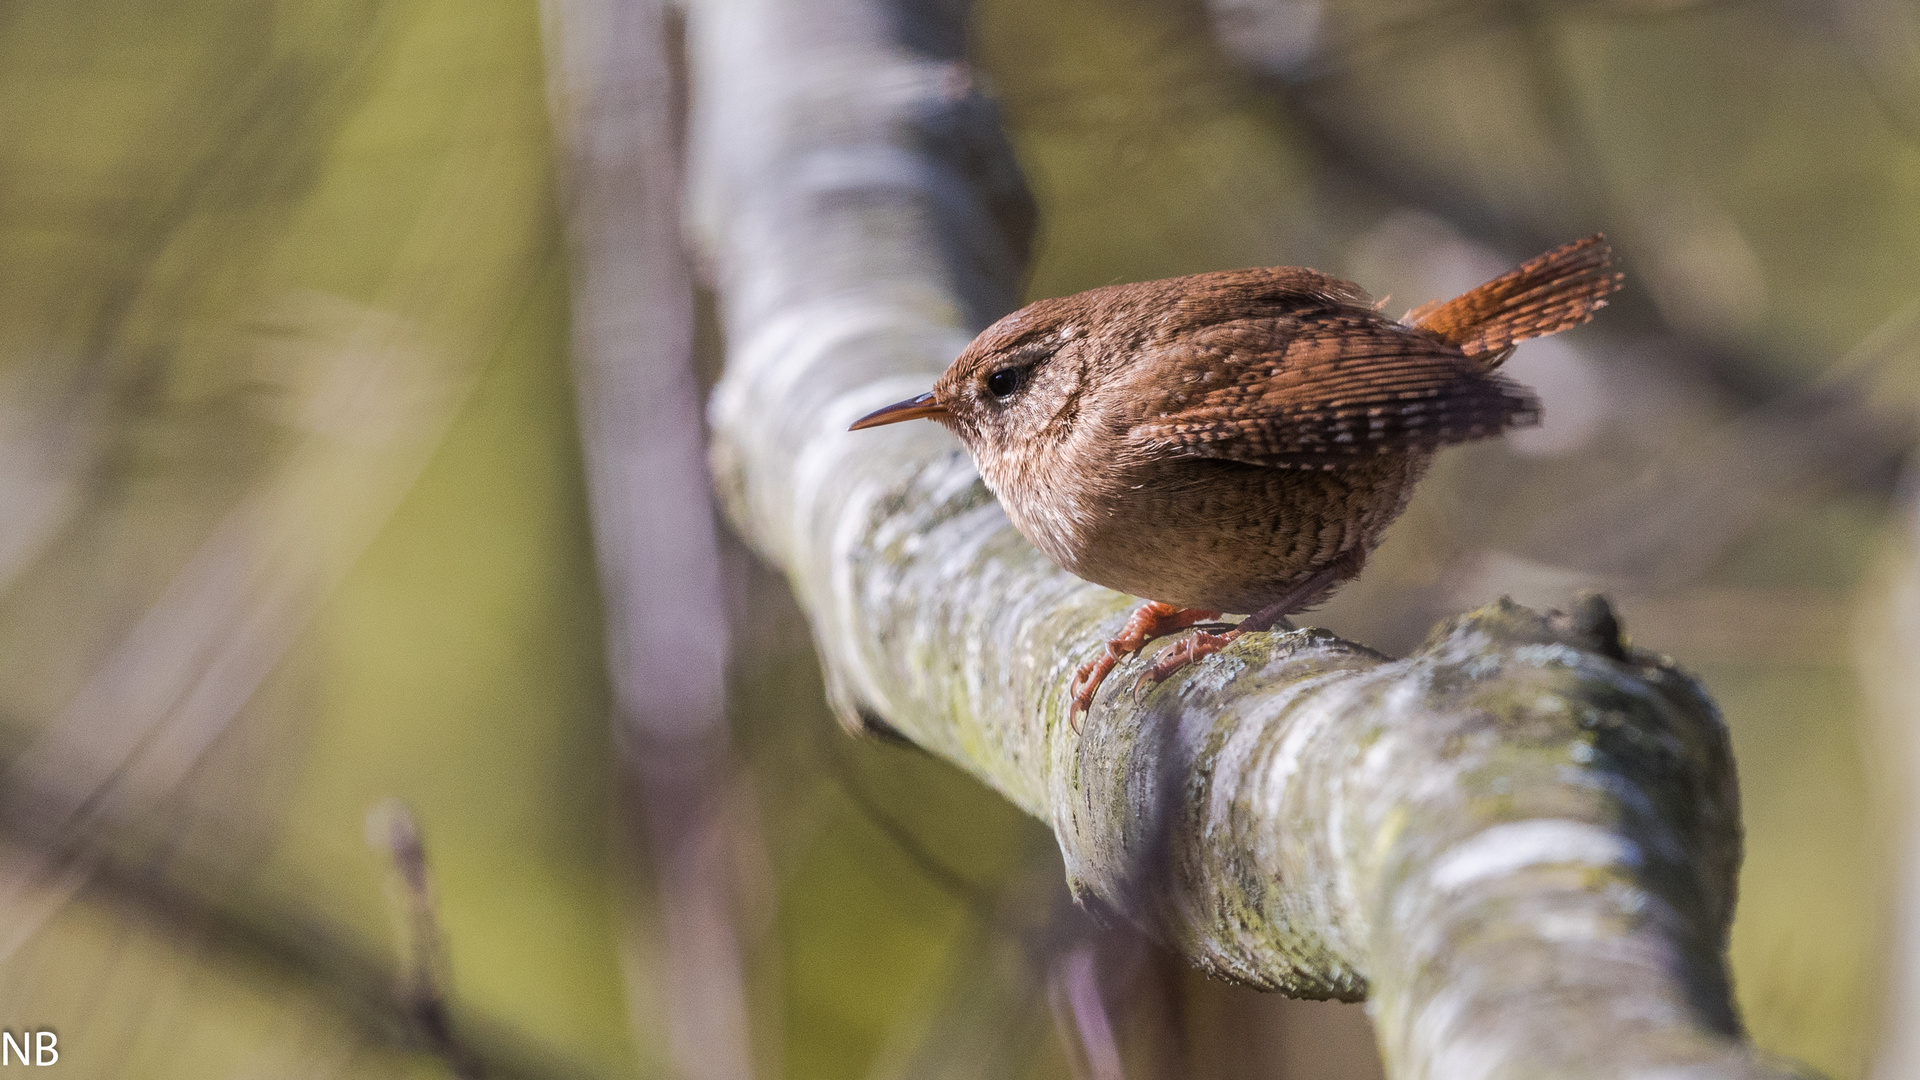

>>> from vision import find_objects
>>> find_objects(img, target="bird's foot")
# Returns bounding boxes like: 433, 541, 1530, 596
1139, 628, 1245, 691
1116, 559, 1359, 705
1070, 602, 1220, 727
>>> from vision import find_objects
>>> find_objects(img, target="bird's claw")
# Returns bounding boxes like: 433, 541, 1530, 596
1069, 648, 1120, 730
1068, 602, 1220, 731
1139, 629, 1243, 690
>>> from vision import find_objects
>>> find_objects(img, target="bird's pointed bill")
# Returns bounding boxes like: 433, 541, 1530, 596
849, 392, 948, 430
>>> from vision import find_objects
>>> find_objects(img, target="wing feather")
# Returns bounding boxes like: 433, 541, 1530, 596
1126, 308, 1540, 470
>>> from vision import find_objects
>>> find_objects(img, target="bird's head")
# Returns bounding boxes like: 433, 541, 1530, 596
849, 294, 1119, 477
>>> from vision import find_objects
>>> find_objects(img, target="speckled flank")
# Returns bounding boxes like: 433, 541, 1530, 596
1039, 452, 1432, 613
687, 0, 1806, 1076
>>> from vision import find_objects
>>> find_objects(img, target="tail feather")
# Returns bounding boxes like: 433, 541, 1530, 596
1408, 234, 1623, 366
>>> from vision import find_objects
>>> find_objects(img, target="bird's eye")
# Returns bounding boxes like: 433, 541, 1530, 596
986, 367, 1026, 399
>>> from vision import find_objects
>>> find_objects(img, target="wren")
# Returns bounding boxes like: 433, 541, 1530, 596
851, 235, 1622, 718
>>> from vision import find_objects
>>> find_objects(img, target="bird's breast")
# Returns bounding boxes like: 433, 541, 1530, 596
983, 450, 1430, 613
978, 451, 1104, 575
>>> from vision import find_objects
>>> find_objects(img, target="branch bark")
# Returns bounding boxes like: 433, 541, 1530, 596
682, 0, 1817, 1075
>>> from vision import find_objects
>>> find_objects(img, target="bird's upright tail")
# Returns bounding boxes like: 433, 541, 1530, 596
1408, 234, 1623, 366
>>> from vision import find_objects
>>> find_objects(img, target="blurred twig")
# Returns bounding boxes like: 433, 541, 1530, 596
860, 903, 1062, 1080
827, 738, 1201, 1080
1285, 0, 1505, 84
370, 800, 483, 1080
1828, 0, 1920, 145
821, 748, 1007, 926
818, 724, 1183, 1080
1287, 0, 1762, 87
1510, 302, 1919, 585
1048, 945, 1126, 1080
0, 792, 608, 1080
1861, 424, 1920, 1080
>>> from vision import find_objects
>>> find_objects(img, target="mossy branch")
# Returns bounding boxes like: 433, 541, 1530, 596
683, 0, 1817, 1074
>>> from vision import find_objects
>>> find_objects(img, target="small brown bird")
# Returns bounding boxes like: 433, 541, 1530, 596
851, 235, 1622, 717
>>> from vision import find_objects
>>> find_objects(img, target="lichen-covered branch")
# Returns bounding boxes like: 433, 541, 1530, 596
682, 0, 1814, 1075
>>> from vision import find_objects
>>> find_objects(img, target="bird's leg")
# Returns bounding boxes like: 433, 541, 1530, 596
1135, 596, 1297, 684
1139, 557, 1361, 690
1071, 602, 1221, 722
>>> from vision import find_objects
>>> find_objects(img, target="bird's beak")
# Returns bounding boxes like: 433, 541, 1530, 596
849, 392, 949, 431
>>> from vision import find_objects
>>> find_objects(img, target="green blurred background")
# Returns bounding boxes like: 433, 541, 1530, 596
0, 0, 1914, 1077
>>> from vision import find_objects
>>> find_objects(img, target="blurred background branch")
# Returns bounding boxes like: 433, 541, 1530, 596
540, 3, 755, 1080
1860, 445, 1920, 1080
